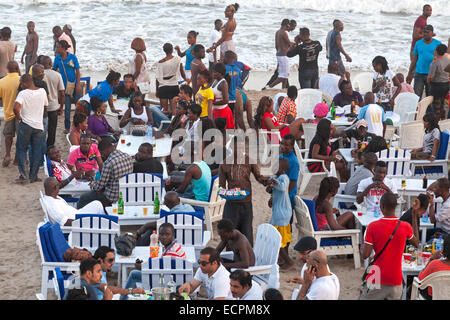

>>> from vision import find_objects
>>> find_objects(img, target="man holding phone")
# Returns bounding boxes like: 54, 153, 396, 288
295, 250, 340, 300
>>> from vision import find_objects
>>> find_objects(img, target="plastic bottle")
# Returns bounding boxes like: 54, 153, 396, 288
153, 191, 160, 214
435, 236, 444, 252
147, 124, 152, 138
118, 192, 124, 215
167, 275, 177, 293
150, 231, 159, 258
373, 201, 380, 218
422, 175, 428, 189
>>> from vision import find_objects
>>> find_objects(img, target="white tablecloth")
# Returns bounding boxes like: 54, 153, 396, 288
322, 105, 400, 127
116, 134, 172, 158
106, 204, 170, 226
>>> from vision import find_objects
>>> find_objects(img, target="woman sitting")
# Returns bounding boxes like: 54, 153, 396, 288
67, 134, 103, 180
314, 177, 356, 231
411, 113, 440, 161
87, 96, 121, 143
308, 118, 349, 181
119, 91, 153, 132
332, 80, 364, 107
47, 145, 83, 188
254, 96, 305, 142
68, 113, 90, 146
306, 102, 328, 124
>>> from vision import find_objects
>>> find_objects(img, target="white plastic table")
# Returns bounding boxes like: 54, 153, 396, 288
392, 178, 436, 207
322, 105, 400, 127
115, 245, 196, 288
59, 179, 91, 196
116, 135, 172, 158
105, 204, 170, 226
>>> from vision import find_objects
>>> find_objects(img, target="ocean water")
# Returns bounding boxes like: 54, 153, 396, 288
0, 0, 449, 76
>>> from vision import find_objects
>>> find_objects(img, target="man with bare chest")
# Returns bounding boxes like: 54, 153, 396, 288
216, 219, 255, 270
21, 21, 39, 74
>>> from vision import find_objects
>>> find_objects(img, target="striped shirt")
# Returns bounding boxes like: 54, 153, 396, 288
92, 150, 133, 203
162, 242, 186, 259
276, 97, 297, 124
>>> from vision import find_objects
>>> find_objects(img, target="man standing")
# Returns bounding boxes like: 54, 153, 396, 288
410, 4, 432, 61
215, 219, 255, 270
179, 247, 232, 300
42, 56, 65, 147
63, 24, 76, 55
0, 61, 20, 167
52, 26, 74, 55
406, 25, 441, 98
77, 139, 133, 209
279, 134, 299, 209
263, 19, 292, 90
0, 27, 16, 79
360, 192, 419, 300
287, 28, 322, 89
208, 19, 222, 73
229, 270, 263, 300
328, 20, 352, 76
296, 250, 340, 300
21, 21, 39, 74
13, 74, 48, 183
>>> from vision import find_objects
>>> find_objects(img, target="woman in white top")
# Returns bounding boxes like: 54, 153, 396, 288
211, 63, 234, 129
371, 56, 400, 111
129, 37, 151, 93
119, 91, 153, 132
183, 103, 202, 143
156, 43, 186, 116
411, 113, 441, 161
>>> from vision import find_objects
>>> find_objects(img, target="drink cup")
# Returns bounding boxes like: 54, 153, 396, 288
422, 252, 432, 265
121, 138, 126, 144
403, 253, 412, 264
143, 207, 148, 216
112, 203, 118, 214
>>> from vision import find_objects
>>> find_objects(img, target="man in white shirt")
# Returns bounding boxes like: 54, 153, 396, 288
296, 250, 340, 300
43, 177, 104, 226
356, 161, 398, 212
13, 74, 48, 183
318, 62, 348, 99
42, 55, 65, 147
229, 270, 263, 300
179, 247, 232, 300
357, 92, 387, 137
427, 178, 450, 237
208, 19, 222, 73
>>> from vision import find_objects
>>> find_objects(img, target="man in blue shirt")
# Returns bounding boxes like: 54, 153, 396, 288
278, 134, 299, 209
224, 50, 242, 113
407, 25, 442, 98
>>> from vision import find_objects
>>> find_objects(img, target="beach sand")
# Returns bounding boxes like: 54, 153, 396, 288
0, 76, 365, 300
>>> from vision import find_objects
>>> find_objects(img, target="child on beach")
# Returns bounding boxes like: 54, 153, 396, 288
267, 158, 295, 270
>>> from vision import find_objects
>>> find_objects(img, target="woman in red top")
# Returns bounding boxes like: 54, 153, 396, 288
314, 177, 355, 231
418, 235, 450, 299
253, 96, 305, 142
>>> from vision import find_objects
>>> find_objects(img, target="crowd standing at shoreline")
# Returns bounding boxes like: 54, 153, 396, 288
0, 2, 450, 301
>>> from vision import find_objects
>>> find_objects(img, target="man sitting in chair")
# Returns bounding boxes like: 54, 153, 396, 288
229, 270, 263, 300
215, 219, 255, 270
133, 142, 163, 174
43, 177, 104, 226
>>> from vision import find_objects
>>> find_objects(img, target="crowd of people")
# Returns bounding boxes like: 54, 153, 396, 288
0, 2, 449, 301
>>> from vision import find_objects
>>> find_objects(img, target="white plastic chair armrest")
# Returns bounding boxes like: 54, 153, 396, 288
236, 265, 273, 275
178, 197, 209, 207
220, 251, 234, 261
202, 231, 212, 246
334, 194, 357, 201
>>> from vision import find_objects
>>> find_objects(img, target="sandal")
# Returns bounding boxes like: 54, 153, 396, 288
15, 177, 27, 185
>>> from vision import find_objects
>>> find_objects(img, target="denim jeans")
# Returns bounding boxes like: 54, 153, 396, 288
28, 116, 48, 167
64, 92, 81, 130
150, 105, 170, 129
119, 270, 142, 300
413, 73, 430, 99
298, 69, 319, 89
17, 121, 43, 181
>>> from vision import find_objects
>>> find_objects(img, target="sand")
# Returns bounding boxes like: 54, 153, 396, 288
0, 82, 365, 300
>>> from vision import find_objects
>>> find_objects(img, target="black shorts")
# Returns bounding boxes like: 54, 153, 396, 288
158, 85, 180, 99
430, 82, 449, 100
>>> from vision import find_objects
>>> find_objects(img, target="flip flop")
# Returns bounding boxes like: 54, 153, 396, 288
15, 177, 27, 185
30, 177, 43, 183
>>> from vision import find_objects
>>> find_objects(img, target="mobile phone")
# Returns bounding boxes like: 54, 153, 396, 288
311, 264, 317, 272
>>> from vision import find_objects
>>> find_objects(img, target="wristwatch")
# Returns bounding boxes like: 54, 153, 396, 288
431, 155, 436, 159
129, 288, 133, 295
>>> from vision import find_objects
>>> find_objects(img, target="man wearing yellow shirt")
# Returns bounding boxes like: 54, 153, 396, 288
0, 61, 20, 167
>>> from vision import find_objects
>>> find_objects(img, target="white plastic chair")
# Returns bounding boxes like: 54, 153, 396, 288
301, 122, 317, 151
69, 215, 120, 251
438, 119, 450, 132
411, 271, 450, 300
119, 172, 164, 205
295, 89, 323, 120
319, 90, 333, 106
332, 183, 357, 214
141, 256, 193, 290
156, 213, 211, 260
416, 96, 434, 121
66, 133, 72, 147
294, 142, 330, 195
352, 72, 373, 95
398, 121, 424, 150
394, 92, 420, 125
384, 125, 398, 145
258, 129, 282, 176
293, 196, 361, 269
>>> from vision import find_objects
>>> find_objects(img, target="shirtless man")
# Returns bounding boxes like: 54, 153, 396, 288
209, 3, 239, 62
21, 21, 38, 74
215, 218, 255, 270
263, 19, 292, 90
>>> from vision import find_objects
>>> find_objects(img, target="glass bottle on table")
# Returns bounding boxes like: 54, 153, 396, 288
153, 191, 160, 214
330, 102, 336, 120
351, 100, 356, 114
118, 192, 124, 215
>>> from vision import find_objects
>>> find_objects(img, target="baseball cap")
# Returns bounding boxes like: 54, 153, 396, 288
356, 119, 368, 128
423, 24, 433, 32
293, 236, 317, 252
313, 103, 329, 117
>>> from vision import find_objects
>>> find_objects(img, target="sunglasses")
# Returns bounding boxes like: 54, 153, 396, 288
197, 259, 211, 266
105, 258, 114, 263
